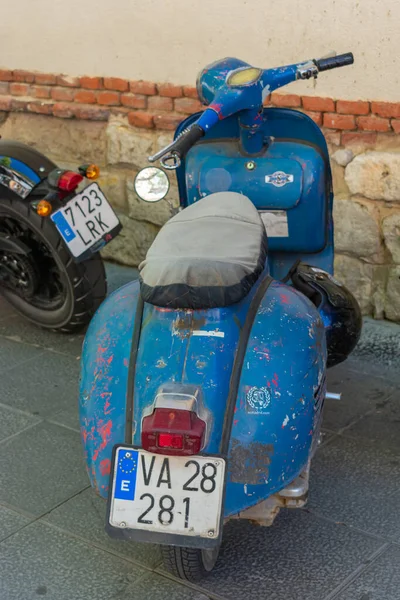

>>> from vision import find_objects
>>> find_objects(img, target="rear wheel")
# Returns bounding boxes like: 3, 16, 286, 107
0, 195, 106, 332
161, 545, 220, 582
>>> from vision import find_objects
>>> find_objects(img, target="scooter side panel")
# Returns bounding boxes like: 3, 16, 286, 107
79, 280, 140, 497
225, 280, 327, 516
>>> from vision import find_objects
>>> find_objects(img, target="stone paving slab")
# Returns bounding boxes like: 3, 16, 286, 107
44, 487, 162, 569
325, 362, 396, 431
181, 510, 383, 600
0, 505, 33, 542
0, 421, 88, 516
0, 337, 44, 375
309, 433, 400, 541
0, 403, 41, 442
0, 521, 147, 600
0, 347, 80, 418
334, 544, 400, 600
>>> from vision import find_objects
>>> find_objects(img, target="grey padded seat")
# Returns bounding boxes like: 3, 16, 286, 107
139, 191, 268, 309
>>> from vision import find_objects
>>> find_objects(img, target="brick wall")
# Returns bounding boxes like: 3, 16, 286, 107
0, 68, 400, 137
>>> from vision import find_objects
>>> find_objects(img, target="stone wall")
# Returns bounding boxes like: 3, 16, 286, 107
0, 68, 399, 322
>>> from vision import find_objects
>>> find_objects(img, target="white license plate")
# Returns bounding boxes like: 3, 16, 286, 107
108, 447, 226, 540
51, 182, 119, 258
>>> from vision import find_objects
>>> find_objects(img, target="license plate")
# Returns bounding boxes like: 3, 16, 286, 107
108, 446, 226, 541
51, 182, 120, 260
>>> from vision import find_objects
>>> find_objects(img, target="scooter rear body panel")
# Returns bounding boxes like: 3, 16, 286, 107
80, 273, 326, 517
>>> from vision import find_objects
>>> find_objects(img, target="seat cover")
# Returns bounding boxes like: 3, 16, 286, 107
139, 192, 267, 309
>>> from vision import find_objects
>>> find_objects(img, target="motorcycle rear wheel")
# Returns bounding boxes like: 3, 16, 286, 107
0, 195, 106, 332
161, 545, 220, 582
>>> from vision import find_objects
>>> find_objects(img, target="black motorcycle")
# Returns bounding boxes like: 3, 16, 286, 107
0, 141, 121, 332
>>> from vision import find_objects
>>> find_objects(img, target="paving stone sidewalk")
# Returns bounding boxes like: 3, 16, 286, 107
0, 263, 399, 600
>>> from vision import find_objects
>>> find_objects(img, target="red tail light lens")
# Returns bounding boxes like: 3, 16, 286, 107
142, 408, 206, 456
158, 433, 184, 449
58, 171, 84, 192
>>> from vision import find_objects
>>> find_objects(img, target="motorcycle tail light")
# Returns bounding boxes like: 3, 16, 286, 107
141, 408, 206, 456
57, 171, 84, 192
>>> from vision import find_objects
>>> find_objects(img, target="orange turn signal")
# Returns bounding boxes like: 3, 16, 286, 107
85, 164, 100, 180
36, 200, 53, 217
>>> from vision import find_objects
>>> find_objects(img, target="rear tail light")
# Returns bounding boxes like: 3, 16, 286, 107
47, 168, 83, 193
142, 408, 206, 456
58, 171, 84, 192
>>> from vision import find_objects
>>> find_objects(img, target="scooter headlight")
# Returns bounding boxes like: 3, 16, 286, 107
227, 67, 262, 87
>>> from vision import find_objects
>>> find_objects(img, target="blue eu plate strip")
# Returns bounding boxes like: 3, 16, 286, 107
114, 449, 139, 501
51, 211, 76, 242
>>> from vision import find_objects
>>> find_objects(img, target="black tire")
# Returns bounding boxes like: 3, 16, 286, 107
0, 194, 107, 333
161, 545, 220, 582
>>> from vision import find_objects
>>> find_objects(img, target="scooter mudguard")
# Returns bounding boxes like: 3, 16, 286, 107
79, 280, 140, 495
80, 274, 326, 516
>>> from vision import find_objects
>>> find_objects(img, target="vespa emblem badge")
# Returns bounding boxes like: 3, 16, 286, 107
246, 386, 271, 413
265, 171, 294, 187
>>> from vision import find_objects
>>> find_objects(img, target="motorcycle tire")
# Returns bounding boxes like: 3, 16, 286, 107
161, 545, 220, 582
0, 194, 106, 333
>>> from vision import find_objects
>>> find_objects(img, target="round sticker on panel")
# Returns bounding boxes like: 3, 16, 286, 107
246, 386, 271, 412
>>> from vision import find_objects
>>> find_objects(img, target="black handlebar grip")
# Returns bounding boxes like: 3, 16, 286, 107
315, 52, 354, 72
172, 124, 205, 158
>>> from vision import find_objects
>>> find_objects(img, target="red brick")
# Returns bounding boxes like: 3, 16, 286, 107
121, 93, 146, 109
183, 85, 199, 99
129, 80, 156, 95
271, 93, 301, 108
371, 101, 400, 119
104, 77, 129, 92
323, 113, 356, 130
32, 85, 51, 99
0, 82, 9, 94
51, 87, 75, 102
79, 76, 102, 90
52, 102, 74, 118
157, 83, 183, 98
392, 120, 400, 134
174, 97, 202, 114
148, 96, 173, 111
336, 100, 369, 115
154, 113, 182, 130
13, 70, 35, 83
128, 111, 154, 128
0, 96, 11, 110
357, 115, 390, 132
35, 73, 57, 85
324, 131, 341, 146
57, 75, 80, 87
74, 90, 97, 104
303, 110, 322, 126
27, 102, 53, 115
73, 105, 110, 121
341, 131, 377, 146
0, 70, 13, 81
9, 83, 31, 96
302, 96, 335, 112
97, 91, 120, 105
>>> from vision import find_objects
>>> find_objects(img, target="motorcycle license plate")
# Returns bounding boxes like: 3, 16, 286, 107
108, 446, 226, 541
51, 182, 120, 261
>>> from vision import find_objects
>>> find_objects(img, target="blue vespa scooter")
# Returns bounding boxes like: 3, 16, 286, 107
79, 51, 362, 581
